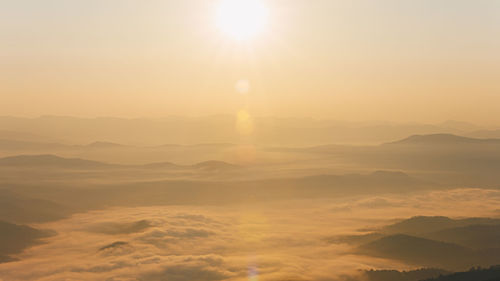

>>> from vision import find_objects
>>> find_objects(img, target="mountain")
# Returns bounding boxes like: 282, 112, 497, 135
370, 134, 500, 186
439, 120, 481, 132
0, 154, 114, 169
0, 139, 68, 151
143, 160, 239, 171
84, 141, 125, 149
0, 154, 242, 172
192, 160, 239, 171
0, 116, 477, 146
0, 220, 54, 263
362, 268, 450, 281
349, 217, 500, 270
362, 266, 500, 281
0, 189, 72, 223
382, 216, 500, 236
382, 216, 457, 235
290, 171, 427, 195
327, 216, 500, 247
423, 224, 500, 249
142, 161, 181, 169
0, 130, 57, 143
422, 265, 500, 281
24, 171, 431, 211
356, 234, 476, 269
386, 134, 500, 146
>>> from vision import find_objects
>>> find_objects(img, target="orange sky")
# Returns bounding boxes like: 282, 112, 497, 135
1, 0, 500, 125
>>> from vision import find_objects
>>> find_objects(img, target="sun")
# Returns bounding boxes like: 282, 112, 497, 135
216, 0, 269, 41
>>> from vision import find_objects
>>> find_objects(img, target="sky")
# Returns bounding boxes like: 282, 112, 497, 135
1, 0, 500, 124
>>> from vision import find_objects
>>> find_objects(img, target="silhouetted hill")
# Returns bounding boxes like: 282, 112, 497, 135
0, 116, 476, 146
144, 160, 238, 171
192, 160, 239, 171
84, 141, 124, 149
387, 134, 500, 146
155, 143, 234, 149
383, 216, 456, 235
0, 139, 68, 151
0, 154, 242, 172
369, 170, 417, 183
269, 133, 500, 187
379, 134, 500, 185
356, 234, 476, 269
142, 161, 181, 169
422, 265, 500, 281
0, 154, 114, 168
292, 171, 427, 195
0, 130, 57, 143
362, 268, 450, 281
439, 120, 481, 132
14, 171, 432, 212
424, 224, 500, 249
0, 221, 54, 263
0, 189, 72, 223
383, 216, 500, 236
331, 216, 500, 271
327, 216, 500, 246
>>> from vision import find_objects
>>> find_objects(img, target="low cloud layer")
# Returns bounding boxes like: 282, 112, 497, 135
0, 188, 499, 281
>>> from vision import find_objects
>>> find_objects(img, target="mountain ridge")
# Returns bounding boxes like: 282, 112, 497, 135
386, 134, 500, 146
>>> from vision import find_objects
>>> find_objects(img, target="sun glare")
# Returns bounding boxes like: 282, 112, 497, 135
216, 0, 269, 41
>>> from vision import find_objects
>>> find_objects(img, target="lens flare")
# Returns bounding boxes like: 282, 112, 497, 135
235, 79, 251, 94
236, 110, 255, 136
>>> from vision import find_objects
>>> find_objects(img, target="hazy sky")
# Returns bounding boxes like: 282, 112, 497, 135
1, 0, 500, 124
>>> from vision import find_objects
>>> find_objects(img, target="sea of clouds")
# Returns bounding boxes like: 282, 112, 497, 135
1, 188, 499, 281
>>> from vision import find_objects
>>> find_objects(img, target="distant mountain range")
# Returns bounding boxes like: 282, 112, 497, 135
2, 132, 500, 187
361, 266, 500, 281
357, 234, 476, 269
361, 268, 450, 281
0, 165, 431, 213
387, 134, 500, 146
382, 216, 500, 235
424, 224, 500, 250
331, 216, 500, 271
422, 265, 500, 281
0, 189, 72, 223
0, 154, 241, 172
0, 116, 497, 146
0, 220, 54, 263
0, 154, 115, 168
